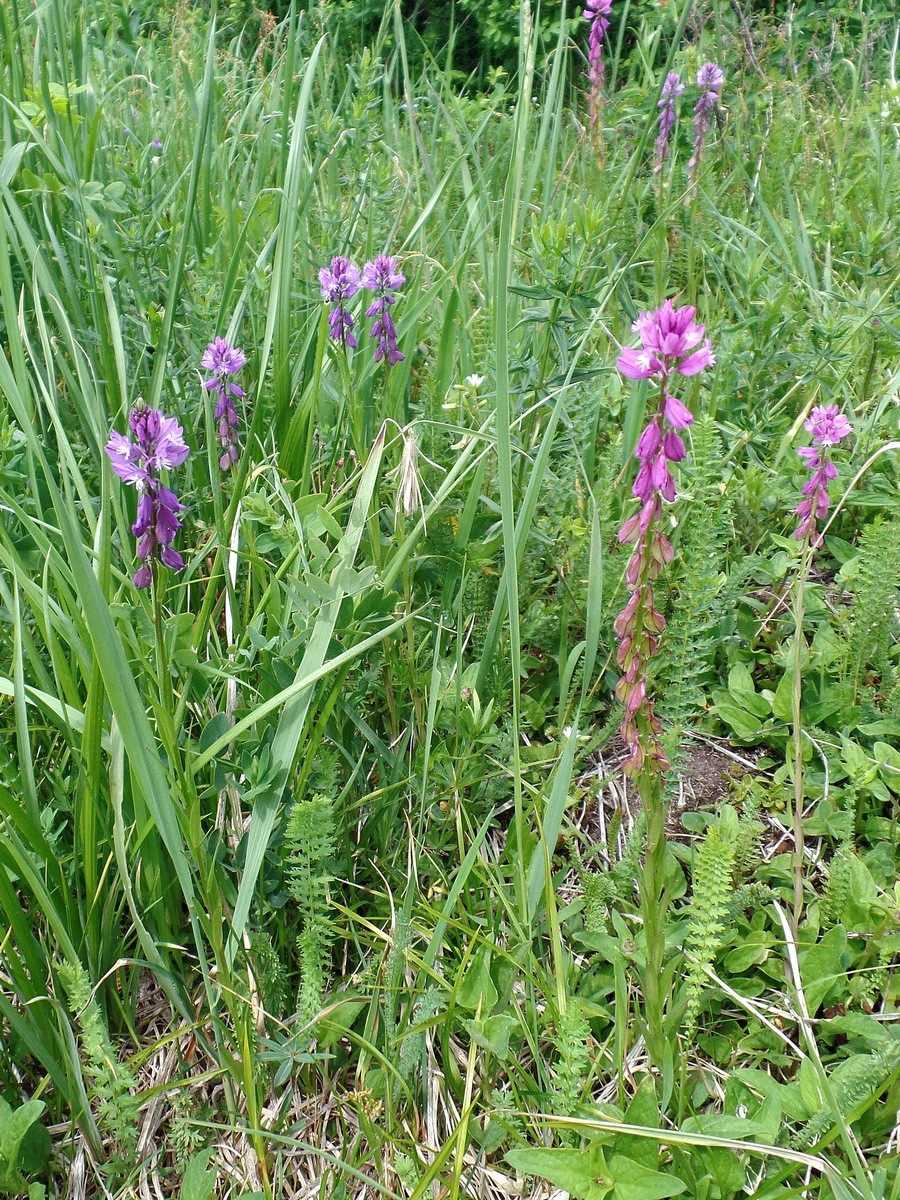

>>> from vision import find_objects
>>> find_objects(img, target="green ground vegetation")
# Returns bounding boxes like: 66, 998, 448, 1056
0, 0, 898, 1196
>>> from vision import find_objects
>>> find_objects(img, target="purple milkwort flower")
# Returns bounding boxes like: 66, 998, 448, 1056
617, 299, 715, 384
584, 0, 613, 139
614, 302, 715, 775
150, 138, 163, 150
654, 72, 684, 174
105, 405, 190, 589
361, 254, 405, 366
201, 337, 247, 470
319, 256, 362, 349
794, 404, 852, 545
687, 62, 724, 190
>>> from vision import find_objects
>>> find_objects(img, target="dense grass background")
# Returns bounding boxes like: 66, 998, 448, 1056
0, 0, 898, 1196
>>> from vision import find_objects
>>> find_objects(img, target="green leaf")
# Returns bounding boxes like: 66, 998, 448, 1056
464, 1013, 517, 1058
799, 926, 849, 1015
458, 947, 498, 1012
727, 664, 771, 718
315, 995, 368, 1048
0, 1098, 43, 1188
611, 1082, 659, 1169
507, 1145, 613, 1200
608, 1155, 687, 1200
15, 1115, 51, 1174
199, 713, 231, 755
179, 1150, 216, 1200
711, 695, 765, 739
771, 668, 794, 723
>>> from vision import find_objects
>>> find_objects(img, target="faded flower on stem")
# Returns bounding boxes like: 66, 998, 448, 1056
584, 0, 612, 144
654, 72, 684, 175
687, 62, 724, 193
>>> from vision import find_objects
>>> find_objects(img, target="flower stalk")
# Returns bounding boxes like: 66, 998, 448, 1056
654, 71, 684, 177
105, 404, 190, 589
584, 0, 612, 153
789, 404, 852, 927
361, 254, 406, 366
319, 256, 362, 349
201, 337, 248, 471
615, 301, 714, 1060
687, 62, 724, 196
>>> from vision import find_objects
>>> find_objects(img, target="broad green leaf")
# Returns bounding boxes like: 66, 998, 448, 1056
458, 947, 498, 1012
608, 1155, 687, 1200
711, 695, 765, 739
464, 1013, 517, 1059
771, 668, 794, 723
0, 1098, 44, 1186
507, 1145, 613, 1200
727, 664, 771, 718
799, 926, 849, 1015
178, 1150, 216, 1200
612, 1082, 660, 1169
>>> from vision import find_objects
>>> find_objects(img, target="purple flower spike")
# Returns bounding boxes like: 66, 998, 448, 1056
613, 301, 715, 777
319, 256, 362, 350
654, 72, 684, 174
361, 254, 406, 366
584, 0, 612, 139
794, 404, 852, 545
201, 337, 247, 471
105, 404, 189, 589
687, 62, 724, 192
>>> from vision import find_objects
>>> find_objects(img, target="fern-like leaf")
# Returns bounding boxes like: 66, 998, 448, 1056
285, 793, 337, 1024
682, 805, 739, 1041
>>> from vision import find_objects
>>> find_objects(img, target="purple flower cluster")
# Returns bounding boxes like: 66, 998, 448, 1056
361, 255, 406, 365
654, 72, 684, 174
319, 256, 362, 349
794, 404, 852, 544
319, 254, 406, 366
688, 62, 724, 187
584, 0, 613, 137
614, 302, 715, 775
105, 405, 190, 589
201, 337, 247, 470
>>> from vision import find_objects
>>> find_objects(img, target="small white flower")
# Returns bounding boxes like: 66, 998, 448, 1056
465, 373, 485, 389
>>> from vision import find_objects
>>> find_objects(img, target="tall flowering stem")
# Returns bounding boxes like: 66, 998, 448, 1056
319, 256, 362, 349
201, 337, 248, 471
794, 405, 852, 546
615, 301, 714, 1060
361, 254, 405, 366
654, 72, 684, 176
789, 404, 852, 927
105, 404, 190, 589
687, 62, 724, 195
584, 0, 612, 152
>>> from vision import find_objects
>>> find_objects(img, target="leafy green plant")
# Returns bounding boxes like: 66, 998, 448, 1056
0, 1097, 50, 1199
285, 793, 337, 1026
682, 804, 740, 1042
56, 960, 138, 1169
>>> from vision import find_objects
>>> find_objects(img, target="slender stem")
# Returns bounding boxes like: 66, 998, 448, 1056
151, 561, 169, 707
791, 539, 812, 930
640, 770, 667, 1063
